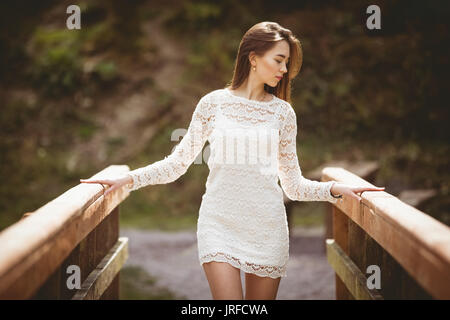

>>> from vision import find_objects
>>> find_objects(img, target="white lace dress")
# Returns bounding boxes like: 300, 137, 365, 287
123, 88, 339, 279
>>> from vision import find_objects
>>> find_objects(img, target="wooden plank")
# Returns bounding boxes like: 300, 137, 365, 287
30, 206, 121, 300
97, 206, 119, 299
59, 242, 81, 300
322, 167, 450, 299
78, 224, 98, 291
322, 162, 379, 247
72, 237, 128, 300
347, 220, 431, 299
399, 266, 433, 299
31, 265, 61, 299
0, 165, 131, 299
326, 239, 383, 300
332, 205, 352, 299
31, 219, 99, 300
95, 206, 119, 266
360, 201, 448, 299
101, 274, 120, 300
348, 218, 367, 273
362, 202, 433, 299
324, 204, 333, 249
364, 231, 401, 299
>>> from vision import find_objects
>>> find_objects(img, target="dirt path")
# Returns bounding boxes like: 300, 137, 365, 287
120, 226, 336, 300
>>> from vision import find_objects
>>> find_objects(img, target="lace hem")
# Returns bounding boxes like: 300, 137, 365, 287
199, 252, 287, 279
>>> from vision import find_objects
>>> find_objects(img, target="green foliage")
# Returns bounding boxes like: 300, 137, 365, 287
106, 135, 126, 158
164, 1, 223, 33
185, 31, 238, 84
78, 123, 98, 141
26, 22, 124, 97
80, 22, 116, 54
28, 28, 83, 96
0, 98, 39, 135
92, 60, 118, 82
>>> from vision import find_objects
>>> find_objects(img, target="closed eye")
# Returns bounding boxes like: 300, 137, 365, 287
275, 59, 289, 64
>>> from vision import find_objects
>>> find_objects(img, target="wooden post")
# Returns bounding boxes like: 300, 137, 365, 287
59, 242, 81, 299
326, 239, 383, 299
0, 165, 130, 300
332, 205, 353, 299
322, 167, 450, 300
71, 237, 128, 300
324, 204, 333, 252
100, 274, 120, 300
78, 225, 98, 293
364, 229, 399, 299
348, 218, 367, 279
97, 206, 120, 299
31, 265, 61, 299
30, 204, 121, 300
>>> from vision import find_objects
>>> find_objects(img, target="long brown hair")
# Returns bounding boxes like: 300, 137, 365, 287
225, 21, 303, 104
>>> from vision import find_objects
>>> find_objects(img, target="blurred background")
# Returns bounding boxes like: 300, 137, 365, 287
0, 0, 449, 299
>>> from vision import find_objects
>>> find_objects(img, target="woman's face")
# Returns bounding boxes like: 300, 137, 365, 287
252, 40, 290, 87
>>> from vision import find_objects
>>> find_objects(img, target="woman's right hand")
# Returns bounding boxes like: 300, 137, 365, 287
80, 175, 133, 196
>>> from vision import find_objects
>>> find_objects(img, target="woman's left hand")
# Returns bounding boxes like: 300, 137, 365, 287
331, 182, 385, 202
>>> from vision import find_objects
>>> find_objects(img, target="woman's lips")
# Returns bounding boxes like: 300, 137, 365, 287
275, 76, 282, 80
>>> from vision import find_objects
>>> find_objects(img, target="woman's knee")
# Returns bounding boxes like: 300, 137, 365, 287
244, 272, 281, 300
203, 261, 243, 300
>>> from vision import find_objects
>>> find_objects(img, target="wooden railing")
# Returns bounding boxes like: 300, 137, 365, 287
0, 165, 130, 299
322, 167, 450, 300
2, 162, 448, 300
285, 160, 380, 236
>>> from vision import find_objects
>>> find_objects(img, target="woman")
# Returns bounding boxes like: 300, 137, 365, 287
80, 21, 385, 300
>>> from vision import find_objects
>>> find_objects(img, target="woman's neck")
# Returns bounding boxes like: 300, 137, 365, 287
229, 84, 268, 102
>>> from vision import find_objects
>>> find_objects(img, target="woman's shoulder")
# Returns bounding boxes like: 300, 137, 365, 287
193, 89, 225, 109
201, 88, 227, 101
276, 98, 294, 116
199, 88, 293, 113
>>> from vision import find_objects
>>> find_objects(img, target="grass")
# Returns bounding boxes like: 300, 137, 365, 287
291, 202, 328, 227
119, 188, 199, 232
120, 265, 187, 300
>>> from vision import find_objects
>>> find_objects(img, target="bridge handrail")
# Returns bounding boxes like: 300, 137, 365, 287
0, 165, 130, 299
322, 167, 450, 299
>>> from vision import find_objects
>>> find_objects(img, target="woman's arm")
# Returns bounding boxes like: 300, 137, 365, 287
125, 93, 215, 192
277, 104, 339, 203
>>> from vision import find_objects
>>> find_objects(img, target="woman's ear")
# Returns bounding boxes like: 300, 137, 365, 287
248, 51, 256, 67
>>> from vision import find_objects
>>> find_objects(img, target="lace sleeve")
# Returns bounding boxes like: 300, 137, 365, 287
278, 104, 338, 203
125, 93, 215, 192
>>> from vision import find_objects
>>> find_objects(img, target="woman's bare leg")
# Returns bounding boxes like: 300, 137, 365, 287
244, 272, 281, 300
202, 261, 243, 300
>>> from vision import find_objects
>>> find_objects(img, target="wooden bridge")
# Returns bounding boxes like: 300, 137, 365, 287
0, 165, 449, 299
0, 166, 130, 299
322, 167, 450, 299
